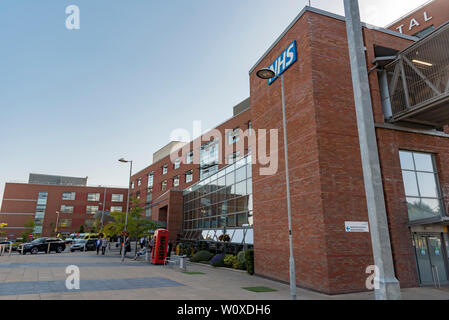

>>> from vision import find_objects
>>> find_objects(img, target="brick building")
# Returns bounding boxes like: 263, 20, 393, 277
2, 3, 448, 295
129, 5, 449, 294
0, 174, 128, 238
387, 0, 449, 37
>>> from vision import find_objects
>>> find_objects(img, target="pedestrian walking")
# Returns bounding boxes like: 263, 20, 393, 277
140, 237, 145, 249
95, 238, 101, 255
101, 237, 108, 255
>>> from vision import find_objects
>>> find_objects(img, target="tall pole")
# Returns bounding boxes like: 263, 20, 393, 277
121, 160, 132, 262
281, 74, 297, 300
101, 187, 107, 228
54, 211, 60, 235
344, 0, 401, 300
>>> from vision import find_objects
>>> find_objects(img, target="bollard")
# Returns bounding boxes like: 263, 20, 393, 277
9, 243, 12, 256
47, 242, 51, 254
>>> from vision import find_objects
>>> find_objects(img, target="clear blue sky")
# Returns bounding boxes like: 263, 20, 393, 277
0, 0, 427, 203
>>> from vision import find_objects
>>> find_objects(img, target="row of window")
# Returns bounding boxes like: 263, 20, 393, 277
131, 121, 251, 191
61, 192, 124, 202
59, 205, 123, 214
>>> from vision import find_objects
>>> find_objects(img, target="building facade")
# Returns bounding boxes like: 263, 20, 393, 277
0, 174, 128, 238
128, 5, 449, 294
386, 0, 449, 38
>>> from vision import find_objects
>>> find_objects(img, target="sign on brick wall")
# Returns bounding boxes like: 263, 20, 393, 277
345, 221, 369, 233
268, 41, 298, 85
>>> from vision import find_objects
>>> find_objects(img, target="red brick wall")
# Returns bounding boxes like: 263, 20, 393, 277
388, 0, 449, 36
0, 183, 128, 238
248, 9, 444, 294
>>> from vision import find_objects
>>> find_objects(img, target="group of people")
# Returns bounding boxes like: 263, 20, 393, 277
95, 237, 109, 255
133, 236, 153, 260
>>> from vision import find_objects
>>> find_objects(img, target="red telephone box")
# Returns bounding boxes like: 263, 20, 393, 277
151, 229, 169, 265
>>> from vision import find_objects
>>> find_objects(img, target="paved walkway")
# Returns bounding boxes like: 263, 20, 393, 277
0, 249, 448, 300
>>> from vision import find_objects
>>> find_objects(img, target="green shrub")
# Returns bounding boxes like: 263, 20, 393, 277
237, 251, 246, 264
245, 250, 254, 275
190, 250, 214, 263
223, 254, 237, 267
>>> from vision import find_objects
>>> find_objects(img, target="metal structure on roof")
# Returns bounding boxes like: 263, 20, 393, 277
385, 21, 449, 127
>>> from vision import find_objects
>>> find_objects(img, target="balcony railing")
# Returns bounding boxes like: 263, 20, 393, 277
385, 21, 449, 127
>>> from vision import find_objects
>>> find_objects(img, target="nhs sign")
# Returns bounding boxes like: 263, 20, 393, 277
268, 41, 298, 85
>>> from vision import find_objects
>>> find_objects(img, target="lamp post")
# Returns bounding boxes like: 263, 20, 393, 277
54, 211, 60, 235
256, 68, 297, 300
119, 158, 133, 262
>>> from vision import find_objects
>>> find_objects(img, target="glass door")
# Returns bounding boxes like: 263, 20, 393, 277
413, 234, 448, 285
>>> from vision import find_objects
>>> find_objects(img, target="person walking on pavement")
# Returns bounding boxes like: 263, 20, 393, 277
96, 238, 101, 255
101, 237, 108, 255
140, 237, 145, 249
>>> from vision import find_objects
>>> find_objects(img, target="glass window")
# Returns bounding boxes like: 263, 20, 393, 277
162, 165, 168, 175
110, 206, 122, 213
86, 206, 99, 214
60, 205, 74, 214
173, 176, 180, 187
137, 178, 142, 186
62, 192, 75, 201
399, 150, 443, 221
58, 219, 72, 228
186, 170, 193, 183
146, 189, 153, 203
227, 128, 240, 145
87, 193, 100, 201
174, 159, 181, 170
235, 166, 246, 182
162, 180, 167, 191
148, 172, 154, 188
111, 194, 124, 202
186, 151, 194, 164
145, 207, 152, 218
131, 181, 135, 189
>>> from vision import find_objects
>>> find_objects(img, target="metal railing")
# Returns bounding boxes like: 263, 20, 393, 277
385, 21, 449, 126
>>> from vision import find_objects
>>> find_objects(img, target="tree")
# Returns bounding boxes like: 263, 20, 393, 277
21, 218, 35, 242
101, 198, 160, 255
78, 225, 85, 233
0, 223, 7, 238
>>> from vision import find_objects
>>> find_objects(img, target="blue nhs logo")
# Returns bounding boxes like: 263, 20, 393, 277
268, 41, 298, 85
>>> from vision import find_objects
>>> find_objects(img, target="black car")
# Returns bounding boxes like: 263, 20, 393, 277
18, 238, 66, 254
70, 239, 97, 252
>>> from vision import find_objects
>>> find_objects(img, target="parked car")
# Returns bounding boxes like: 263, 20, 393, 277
0, 241, 12, 245
70, 239, 97, 252
18, 238, 66, 254
65, 233, 78, 244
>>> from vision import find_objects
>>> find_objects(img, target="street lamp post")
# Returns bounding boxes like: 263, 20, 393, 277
256, 68, 297, 300
54, 211, 60, 235
119, 158, 133, 262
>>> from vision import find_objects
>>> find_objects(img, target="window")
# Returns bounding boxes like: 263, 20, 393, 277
86, 206, 99, 215
136, 191, 141, 200
87, 193, 100, 201
111, 194, 124, 202
58, 219, 72, 228
186, 170, 193, 183
162, 164, 168, 175
227, 128, 240, 145
174, 159, 181, 170
399, 151, 444, 221
173, 175, 180, 187
60, 205, 74, 214
248, 121, 252, 136
62, 192, 75, 201
146, 189, 153, 203
227, 151, 241, 165
161, 180, 167, 191
110, 206, 123, 213
137, 178, 142, 187
148, 172, 154, 188
145, 207, 152, 218
186, 152, 194, 164
413, 25, 435, 38
84, 219, 95, 227
131, 181, 135, 189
